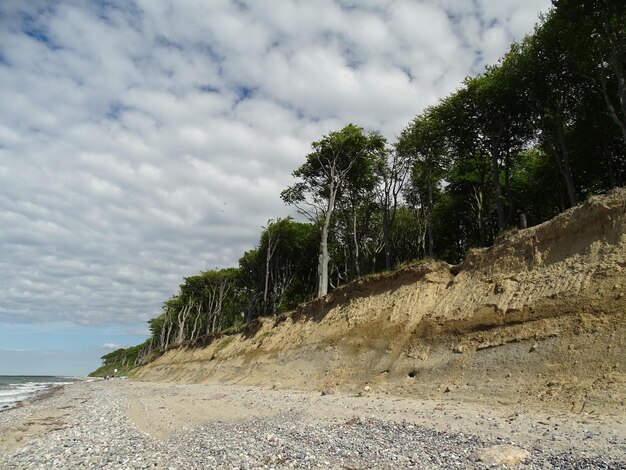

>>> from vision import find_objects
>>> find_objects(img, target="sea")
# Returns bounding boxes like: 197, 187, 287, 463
0, 375, 82, 411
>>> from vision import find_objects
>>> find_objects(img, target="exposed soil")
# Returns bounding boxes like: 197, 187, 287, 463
134, 188, 626, 416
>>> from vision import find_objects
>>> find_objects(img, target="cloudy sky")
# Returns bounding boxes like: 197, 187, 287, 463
0, 0, 550, 375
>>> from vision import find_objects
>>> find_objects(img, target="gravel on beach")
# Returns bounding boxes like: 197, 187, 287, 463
0, 380, 624, 470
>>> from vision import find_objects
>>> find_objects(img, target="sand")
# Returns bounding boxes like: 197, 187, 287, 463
122, 380, 626, 458
2, 379, 624, 468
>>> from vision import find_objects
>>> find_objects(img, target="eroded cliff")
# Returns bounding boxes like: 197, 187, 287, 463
134, 188, 626, 412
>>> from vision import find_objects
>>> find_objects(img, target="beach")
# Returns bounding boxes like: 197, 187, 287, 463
0, 379, 624, 469
0, 377, 81, 412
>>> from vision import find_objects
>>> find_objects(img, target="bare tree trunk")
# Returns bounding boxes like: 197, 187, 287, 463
263, 248, 271, 316
164, 316, 173, 350
270, 266, 295, 315
209, 280, 231, 333
378, 150, 409, 271
317, 183, 336, 298
318, 224, 329, 297
190, 303, 202, 340
471, 186, 487, 247
211, 291, 222, 333
177, 302, 192, 344
352, 211, 360, 278
159, 321, 166, 350
382, 206, 391, 270
263, 226, 279, 316
205, 289, 218, 335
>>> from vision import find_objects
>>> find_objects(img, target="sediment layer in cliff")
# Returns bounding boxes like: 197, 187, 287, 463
135, 188, 626, 413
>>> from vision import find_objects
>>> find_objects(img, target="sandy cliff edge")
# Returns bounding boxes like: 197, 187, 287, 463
134, 188, 626, 414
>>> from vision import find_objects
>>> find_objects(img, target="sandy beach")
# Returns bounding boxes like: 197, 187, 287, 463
0, 379, 624, 469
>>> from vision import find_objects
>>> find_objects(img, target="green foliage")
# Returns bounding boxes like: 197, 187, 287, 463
281, 123, 387, 297
103, 3, 625, 373
238, 217, 318, 320
89, 341, 150, 377
281, 124, 386, 211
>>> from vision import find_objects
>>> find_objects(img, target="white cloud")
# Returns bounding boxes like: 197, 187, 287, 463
0, 0, 552, 329
101, 343, 123, 351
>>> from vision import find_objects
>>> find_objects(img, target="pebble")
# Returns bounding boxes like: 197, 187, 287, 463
0, 381, 624, 469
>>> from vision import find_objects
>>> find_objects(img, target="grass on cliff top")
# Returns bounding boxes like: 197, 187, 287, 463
88, 363, 136, 378
336, 258, 438, 287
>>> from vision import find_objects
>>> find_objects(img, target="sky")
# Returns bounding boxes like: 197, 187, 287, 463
0, 0, 551, 376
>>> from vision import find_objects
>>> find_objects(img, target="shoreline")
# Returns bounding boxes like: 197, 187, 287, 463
0, 377, 87, 413
1, 379, 624, 469
0, 383, 66, 413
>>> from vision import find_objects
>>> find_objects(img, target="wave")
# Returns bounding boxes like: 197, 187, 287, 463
0, 377, 79, 411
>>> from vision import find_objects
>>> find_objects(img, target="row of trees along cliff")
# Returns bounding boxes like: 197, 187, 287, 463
90, 0, 626, 375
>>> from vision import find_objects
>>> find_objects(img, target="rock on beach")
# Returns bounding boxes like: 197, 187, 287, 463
0, 379, 624, 469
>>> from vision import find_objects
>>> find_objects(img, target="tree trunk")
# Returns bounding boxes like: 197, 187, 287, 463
317, 183, 336, 298
602, 137, 618, 188
504, 151, 514, 227
190, 304, 201, 341
164, 318, 173, 350
263, 251, 271, 317
177, 303, 191, 344
352, 211, 360, 278
604, 38, 626, 143
553, 105, 577, 207
318, 222, 330, 298
263, 229, 278, 317
600, 71, 626, 145
382, 208, 391, 270
520, 213, 528, 229
490, 143, 505, 233
426, 165, 434, 259
159, 323, 166, 350
472, 186, 486, 247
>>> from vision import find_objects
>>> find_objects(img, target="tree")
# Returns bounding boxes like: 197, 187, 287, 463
388, 206, 424, 265
397, 110, 447, 258
281, 124, 386, 298
239, 218, 319, 320
516, 15, 586, 208
259, 218, 317, 315
375, 145, 411, 270
553, 0, 626, 144
238, 247, 263, 322
334, 141, 381, 280
465, 60, 533, 232
445, 148, 494, 247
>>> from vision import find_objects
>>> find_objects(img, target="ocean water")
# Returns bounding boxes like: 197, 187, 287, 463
0, 376, 81, 411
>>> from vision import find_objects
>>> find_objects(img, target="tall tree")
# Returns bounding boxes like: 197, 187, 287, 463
516, 17, 586, 208
375, 145, 411, 270
335, 142, 380, 280
281, 124, 386, 298
465, 60, 532, 232
553, 0, 626, 144
397, 110, 447, 258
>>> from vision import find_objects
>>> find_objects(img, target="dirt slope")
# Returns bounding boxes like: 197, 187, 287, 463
134, 188, 626, 413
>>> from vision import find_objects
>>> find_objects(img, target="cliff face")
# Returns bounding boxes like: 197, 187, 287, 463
135, 188, 626, 412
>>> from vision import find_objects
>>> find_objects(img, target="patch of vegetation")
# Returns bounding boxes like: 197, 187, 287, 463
88, 363, 135, 378
88, 340, 150, 377
257, 330, 275, 340
215, 336, 235, 351
104, 0, 626, 368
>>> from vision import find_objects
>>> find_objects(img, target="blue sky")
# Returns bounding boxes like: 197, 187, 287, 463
0, 322, 147, 375
0, 0, 550, 375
